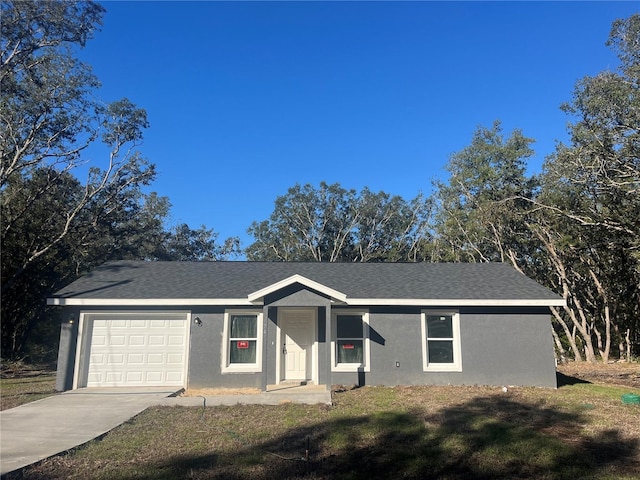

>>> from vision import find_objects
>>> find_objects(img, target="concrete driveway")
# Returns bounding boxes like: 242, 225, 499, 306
0, 388, 178, 475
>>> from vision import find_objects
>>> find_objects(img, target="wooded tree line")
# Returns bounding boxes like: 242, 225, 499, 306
246, 15, 640, 363
1, 1, 638, 363
1, 1, 239, 360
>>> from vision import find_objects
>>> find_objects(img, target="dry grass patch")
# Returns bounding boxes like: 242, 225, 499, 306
557, 361, 640, 388
13, 374, 640, 480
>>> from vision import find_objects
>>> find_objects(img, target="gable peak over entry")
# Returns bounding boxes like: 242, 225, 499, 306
247, 274, 347, 305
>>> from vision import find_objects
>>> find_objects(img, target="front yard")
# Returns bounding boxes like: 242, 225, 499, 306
4, 363, 639, 480
0, 361, 57, 411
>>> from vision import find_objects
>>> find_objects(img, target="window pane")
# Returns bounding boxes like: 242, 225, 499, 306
427, 315, 453, 338
230, 315, 257, 338
337, 340, 363, 364
428, 340, 454, 363
230, 340, 256, 363
337, 315, 363, 338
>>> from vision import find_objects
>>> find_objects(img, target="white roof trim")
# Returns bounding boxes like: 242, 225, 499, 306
346, 298, 567, 307
47, 296, 565, 307
47, 298, 254, 307
247, 274, 347, 304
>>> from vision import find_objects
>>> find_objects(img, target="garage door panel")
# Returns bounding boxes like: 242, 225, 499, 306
84, 313, 188, 388
129, 335, 145, 346
146, 372, 163, 382
107, 353, 125, 364
90, 353, 105, 365
167, 353, 183, 364
109, 335, 126, 346
165, 371, 183, 382
126, 372, 143, 382
148, 335, 166, 346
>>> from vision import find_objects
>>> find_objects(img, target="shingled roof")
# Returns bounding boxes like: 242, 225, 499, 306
48, 261, 564, 305
47, 260, 564, 307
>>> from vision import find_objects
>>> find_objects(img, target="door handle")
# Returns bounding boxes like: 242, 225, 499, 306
282, 345, 287, 354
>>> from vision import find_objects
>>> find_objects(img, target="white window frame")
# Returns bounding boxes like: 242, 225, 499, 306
421, 310, 462, 372
331, 310, 370, 373
222, 310, 263, 373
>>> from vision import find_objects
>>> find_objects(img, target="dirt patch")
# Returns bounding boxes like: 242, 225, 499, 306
557, 362, 640, 389
183, 387, 261, 396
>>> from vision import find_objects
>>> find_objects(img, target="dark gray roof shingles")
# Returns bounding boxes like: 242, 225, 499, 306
50, 260, 561, 302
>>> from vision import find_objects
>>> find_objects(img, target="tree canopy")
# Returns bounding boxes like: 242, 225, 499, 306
246, 182, 433, 263
1, 0, 239, 361
246, 14, 640, 361
1, 2, 637, 363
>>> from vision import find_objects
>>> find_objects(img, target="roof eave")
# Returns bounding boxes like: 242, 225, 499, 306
46, 298, 255, 307
347, 298, 567, 307
47, 297, 566, 308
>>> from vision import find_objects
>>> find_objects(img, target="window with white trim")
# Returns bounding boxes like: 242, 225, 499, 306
222, 310, 263, 373
331, 311, 370, 372
421, 310, 462, 372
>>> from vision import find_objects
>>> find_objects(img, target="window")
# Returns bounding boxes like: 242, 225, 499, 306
421, 310, 462, 372
222, 311, 263, 373
332, 311, 370, 372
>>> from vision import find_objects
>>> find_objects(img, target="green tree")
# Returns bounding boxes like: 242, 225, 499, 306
247, 182, 359, 261
431, 121, 538, 266
1, 0, 106, 186
530, 13, 640, 361
353, 189, 434, 262
1, 0, 239, 361
160, 224, 241, 261
247, 182, 434, 262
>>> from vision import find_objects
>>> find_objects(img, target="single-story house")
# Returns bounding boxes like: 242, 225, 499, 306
49, 261, 565, 392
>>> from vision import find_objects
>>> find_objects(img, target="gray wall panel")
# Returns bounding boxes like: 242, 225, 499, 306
329, 308, 556, 388
459, 312, 557, 387
188, 308, 264, 389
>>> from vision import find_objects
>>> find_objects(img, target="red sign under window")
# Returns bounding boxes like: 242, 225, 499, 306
237, 341, 249, 349
342, 344, 355, 349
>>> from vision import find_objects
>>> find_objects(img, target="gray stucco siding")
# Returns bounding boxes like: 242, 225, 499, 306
368, 309, 419, 386
55, 302, 556, 391
457, 309, 557, 388
330, 307, 556, 388
188, 307, 265, 389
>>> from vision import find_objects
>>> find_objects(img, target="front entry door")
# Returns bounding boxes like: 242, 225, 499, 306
280, 310, 314, 382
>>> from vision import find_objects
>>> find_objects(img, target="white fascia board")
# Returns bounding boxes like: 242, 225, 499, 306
346, 298, 567, 307
46, 298, 253, 307
247, 274, 347, 304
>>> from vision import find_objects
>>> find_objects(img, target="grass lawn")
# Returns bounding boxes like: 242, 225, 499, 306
9, 369, 640, 480
0, 362, 57, 411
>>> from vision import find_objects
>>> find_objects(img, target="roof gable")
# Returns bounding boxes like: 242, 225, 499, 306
248, 274, 347, 304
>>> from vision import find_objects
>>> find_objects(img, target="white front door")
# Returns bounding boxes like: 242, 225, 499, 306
280, 309, 314, 382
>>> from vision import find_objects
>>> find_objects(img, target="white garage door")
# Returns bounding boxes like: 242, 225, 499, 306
82, 313, 188, 388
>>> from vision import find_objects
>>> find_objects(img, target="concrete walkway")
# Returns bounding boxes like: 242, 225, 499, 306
162, 385, 332, 407
0, 386, 332, 475
0, 388, 177, 475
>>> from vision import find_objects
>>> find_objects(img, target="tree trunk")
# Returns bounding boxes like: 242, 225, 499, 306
550, 307, 583, 361
551, 327, 568, 364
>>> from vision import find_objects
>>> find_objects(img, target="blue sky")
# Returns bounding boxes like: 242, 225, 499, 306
80, 1, 637, 249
